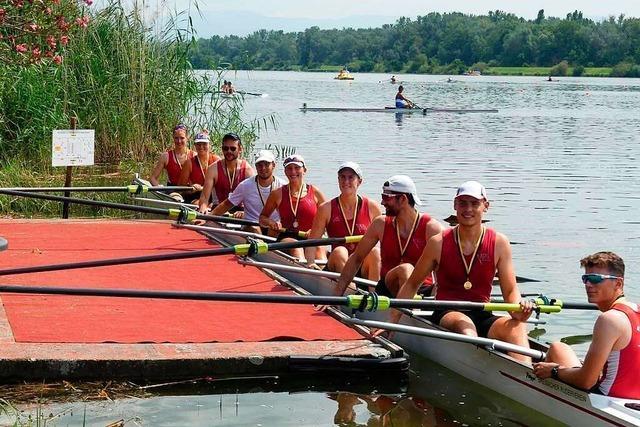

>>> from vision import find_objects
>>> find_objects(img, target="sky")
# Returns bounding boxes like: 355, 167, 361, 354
182, 0, 640, 20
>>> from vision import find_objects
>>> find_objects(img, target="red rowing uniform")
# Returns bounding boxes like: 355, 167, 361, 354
436, 227, 496, 303
166, 149, 192, 186
214, 159, 249, 202
380, 213, 432, 283
326, 196, 372, 254
278, 184, 317, 232
597, 303, 640, 399
189, 154, 220, 186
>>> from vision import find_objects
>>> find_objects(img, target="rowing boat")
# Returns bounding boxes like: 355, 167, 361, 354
132, 187, 640, 426
300, 105, 499, 114
197, 226, 639, 426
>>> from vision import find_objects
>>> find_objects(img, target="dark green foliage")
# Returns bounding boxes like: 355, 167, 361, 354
189, 11, 640, 74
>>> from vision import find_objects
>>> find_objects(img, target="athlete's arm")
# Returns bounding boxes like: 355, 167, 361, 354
211, 199, 235, 216
149, 152, 168, 186
334, 216, 384, 296
259, 187, 283, 231
198, 163, 218, 213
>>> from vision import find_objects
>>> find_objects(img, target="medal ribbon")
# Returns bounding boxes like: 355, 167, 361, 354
395, 210, 420, 260
256, 176, 275, 207
195, 155, 207, 180
224, 160, 237, 190
172, 149, 183, 170
288, 183, 304, 227
455, 225, 485, 289
338, 195, 361, 236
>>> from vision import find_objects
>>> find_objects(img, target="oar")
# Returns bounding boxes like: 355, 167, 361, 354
0, 235, 363, 276
0, 185, 193, 193
344, 318, 546, 361
133, 197, 199, 209
0, 284, 559, 314
490, 296, 598, 310
0, 189, 259, 227
174, 223, 278, 242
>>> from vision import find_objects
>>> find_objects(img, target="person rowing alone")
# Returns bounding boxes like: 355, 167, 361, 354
395, 86, 415, 109
390, 181, 533, 362
198, 133, 254, 214
304, 162, 382, 283
178, 131, 220, 203
533, 252, 640, 399
334, 175, 443, 297
260, 154, 327, 262
212, 150, 286, 233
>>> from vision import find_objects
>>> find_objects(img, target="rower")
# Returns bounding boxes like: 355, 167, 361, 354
198, 133, 255, 213
304, 162, 382, 283
259, 154, 327, 262
178, 131, 220, 203
390, 75, 397, 83
334, 175, 443, 297
149, 123, 193, 187
533, 252, 640, 399
395, 86, 414, 109
212, 150, 286, 232
392, 181, 533, 362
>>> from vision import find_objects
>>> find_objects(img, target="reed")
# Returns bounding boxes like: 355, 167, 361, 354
0, 0, 272, 170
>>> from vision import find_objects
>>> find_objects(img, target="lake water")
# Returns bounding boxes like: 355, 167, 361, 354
9, 71, 640, 426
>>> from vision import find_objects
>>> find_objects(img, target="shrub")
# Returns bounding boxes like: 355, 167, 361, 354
550, 60, 569, 76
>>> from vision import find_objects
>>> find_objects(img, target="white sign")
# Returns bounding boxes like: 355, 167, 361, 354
52, 129, 95, 167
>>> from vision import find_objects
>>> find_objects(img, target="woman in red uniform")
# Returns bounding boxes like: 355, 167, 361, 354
260, 154, 327, 261
178, 131, 220, 203
149, 124, 193, 186
305, 162, 381, 282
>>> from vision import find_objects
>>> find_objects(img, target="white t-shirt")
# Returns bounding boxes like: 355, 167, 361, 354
228, 175, 287, 222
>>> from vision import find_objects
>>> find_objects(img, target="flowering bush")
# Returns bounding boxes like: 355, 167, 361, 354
0, 0, 91, 65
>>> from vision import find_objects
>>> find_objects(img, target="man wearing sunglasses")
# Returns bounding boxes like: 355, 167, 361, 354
386, 181, 533, 362
533, 252, 640, 399
198, 133, 255, 214
334, 175, 443, 298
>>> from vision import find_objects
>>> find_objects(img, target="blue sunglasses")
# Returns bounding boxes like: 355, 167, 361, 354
581, 273, 622, 284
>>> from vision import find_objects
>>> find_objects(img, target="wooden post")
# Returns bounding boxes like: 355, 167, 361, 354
61, 117, 77, 219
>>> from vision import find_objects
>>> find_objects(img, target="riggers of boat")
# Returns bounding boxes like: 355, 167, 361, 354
135, 189, 640, 427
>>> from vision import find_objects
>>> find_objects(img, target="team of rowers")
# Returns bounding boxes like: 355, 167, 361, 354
150, 124, 639, 400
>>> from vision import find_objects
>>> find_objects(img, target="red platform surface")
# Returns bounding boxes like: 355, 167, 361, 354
0, 220, 361, 344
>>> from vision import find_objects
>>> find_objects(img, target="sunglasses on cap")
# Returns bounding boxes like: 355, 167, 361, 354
381, 193, 402, 201
174, 123, 187, 131
222, 146, 237, 152
581, 273, 622, 284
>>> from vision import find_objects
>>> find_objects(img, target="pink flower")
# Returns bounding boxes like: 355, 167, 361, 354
75, 15, 89, 28
45, 6, 52, 14
47, 35, 56, 49
53, 55, 63, 64
60, 35, 69, 45
32, 47, 41, 59
16, 43, 28, 53
84, 0, 93, 5
26, 22, 39, 31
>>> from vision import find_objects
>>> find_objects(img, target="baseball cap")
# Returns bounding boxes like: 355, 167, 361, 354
455, 181, 488, 200
283, 154, 305, 168
382, 175, 422, 205
338, 161, 363, 180
194, 132, 210, 143
255, 149, 276, 164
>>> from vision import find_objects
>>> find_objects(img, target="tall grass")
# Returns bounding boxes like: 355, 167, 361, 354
0, 0, 272, 170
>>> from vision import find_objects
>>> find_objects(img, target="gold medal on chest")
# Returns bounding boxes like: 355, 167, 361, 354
464, 280, 473, 290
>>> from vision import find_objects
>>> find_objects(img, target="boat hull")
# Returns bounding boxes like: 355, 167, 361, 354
300, 106, 498, 114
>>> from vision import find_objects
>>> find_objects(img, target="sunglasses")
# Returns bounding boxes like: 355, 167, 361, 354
581, 273, 622, 285
222, 146, 237, 152
381, 193, 401, 201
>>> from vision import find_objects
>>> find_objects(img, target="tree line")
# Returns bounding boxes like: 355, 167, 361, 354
189, 10, 640, 77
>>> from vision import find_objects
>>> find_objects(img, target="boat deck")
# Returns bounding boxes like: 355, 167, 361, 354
0, 219, 403, 381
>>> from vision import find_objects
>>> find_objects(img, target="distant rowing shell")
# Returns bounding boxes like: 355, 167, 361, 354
300, 105, 499, 114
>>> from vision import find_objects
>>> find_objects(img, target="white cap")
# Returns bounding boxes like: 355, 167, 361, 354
338, 161, 363, 180
194, 132, 210, 143
455, 181, 488, 200
254, 149, 276, 164
383, 175, 422, 205
283, 154, 305, 168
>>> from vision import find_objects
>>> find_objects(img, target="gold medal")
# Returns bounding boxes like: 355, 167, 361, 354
456, 226, 485, 292
288, 183, 304, 231
464, 281, 473, 290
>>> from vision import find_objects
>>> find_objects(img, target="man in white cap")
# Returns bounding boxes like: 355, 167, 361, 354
334, 175, 443, 297
391, 181, 534, 361
304, 162, 382, 283
212, 150, 286, 228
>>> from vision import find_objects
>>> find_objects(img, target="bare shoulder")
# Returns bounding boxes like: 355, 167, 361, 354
425, 216, 445, 236
598, 308, 630, 326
